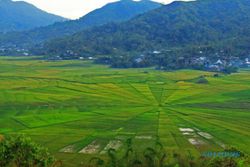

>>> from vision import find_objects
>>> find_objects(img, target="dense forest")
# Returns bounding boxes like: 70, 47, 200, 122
41, 0, 250, 72
0, 0, 160, 48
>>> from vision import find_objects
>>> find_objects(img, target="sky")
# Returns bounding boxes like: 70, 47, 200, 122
13, 0, 190, 19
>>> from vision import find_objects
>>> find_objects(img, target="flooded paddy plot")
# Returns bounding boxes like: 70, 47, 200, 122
179, 128, 194, 132
79, 140, 101, 154
115, 135, 128, 140
135, 135, 153, 140
179, 128, 207, 146
198, 132, 213, 139
188, 138, 205, 145
182, 132, 195, 136
100, 140, 123, 154
60, 145, 76, 153
178, 127, 226, 149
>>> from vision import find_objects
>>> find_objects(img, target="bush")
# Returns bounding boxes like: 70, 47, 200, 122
196, 76, 209, 84
0, 135, 58, 167
222, 66, 238, 74
87, 138, 168, 167
213, 73, 220, 77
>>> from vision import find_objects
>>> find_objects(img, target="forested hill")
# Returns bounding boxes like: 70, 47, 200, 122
0, 0, 161, 48
0, 0, 66, 32
75, 0, 162, 28
43, 0, 250, 62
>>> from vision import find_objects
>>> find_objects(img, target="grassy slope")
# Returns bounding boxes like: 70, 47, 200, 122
0, 56, 249, 166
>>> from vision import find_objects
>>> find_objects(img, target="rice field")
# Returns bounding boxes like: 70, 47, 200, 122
0, 56, 250, 166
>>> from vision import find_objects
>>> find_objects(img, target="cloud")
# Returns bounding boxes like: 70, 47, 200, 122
14, 0, 118, 19
13, 0, 191, 19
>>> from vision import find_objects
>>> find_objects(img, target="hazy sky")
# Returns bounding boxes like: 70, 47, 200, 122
13, 0, 190, 19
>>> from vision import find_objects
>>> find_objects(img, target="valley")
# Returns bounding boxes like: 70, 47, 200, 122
0, 56, 249, 166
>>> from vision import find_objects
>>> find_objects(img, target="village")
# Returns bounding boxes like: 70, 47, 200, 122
0, 46, 29, 56
1, 46, 250, 73
131, 49, 250, 73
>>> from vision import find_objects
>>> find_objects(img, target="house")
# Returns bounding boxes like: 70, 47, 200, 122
207, 59, 226, 71
196, 57, 206, 62
208, 64, 220, 71
153, 50, 161, 54
47, 56, 62, 61
230, 59, 243, 67
245, 58, 250, 67
23, 52, 29, 56
200, 57, 206, 61
215, 59, 223, 65
66, 50, 75, 55
191, 57, 209, 68
135, 58, 143, 63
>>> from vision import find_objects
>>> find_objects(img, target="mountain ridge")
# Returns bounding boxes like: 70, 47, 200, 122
0, 0, 66, 32
42, 0, 250, 70
44, 0, 250, 56
0, 0, 161, 48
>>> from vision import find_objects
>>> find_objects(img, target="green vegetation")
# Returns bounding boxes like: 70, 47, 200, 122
0, 57, 249, 166
194, 76, 209, 84
41, 0, 250, 70
0, 0, 160, 49
0, 135, 57, 167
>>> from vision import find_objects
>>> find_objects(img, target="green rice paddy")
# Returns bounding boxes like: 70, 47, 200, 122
0, 56, 250, 166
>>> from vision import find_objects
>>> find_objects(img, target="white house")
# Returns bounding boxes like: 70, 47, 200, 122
153, 51, 161, 54
215, 59, 223, 65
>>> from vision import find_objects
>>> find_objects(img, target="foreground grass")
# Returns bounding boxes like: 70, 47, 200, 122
0, 56, 249, 166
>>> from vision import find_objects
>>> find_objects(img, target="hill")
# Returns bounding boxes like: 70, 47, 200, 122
43, 0, 250, 70
0, 0, 161, 48
0, 0, 66, 32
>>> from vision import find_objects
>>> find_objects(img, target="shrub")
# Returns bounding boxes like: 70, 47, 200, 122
196, 76, 209, 84
0, 135, 58, 167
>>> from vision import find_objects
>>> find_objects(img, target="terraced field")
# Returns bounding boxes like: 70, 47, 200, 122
0, 57, 250, 166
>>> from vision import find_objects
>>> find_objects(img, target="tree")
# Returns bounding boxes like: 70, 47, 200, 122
107, 148, 117, 167
0, 135, 58, 167
196, 76, 209, 84
222, 66, 238, 74
88, 157, 105, 167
